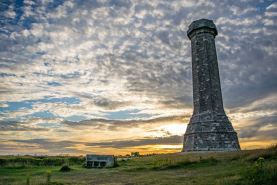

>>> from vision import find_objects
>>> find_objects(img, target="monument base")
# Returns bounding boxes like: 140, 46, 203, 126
182, 113, 240, 152
183, 131, 240, 152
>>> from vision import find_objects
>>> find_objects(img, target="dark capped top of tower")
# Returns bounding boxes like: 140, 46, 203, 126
187, 19, 218, 39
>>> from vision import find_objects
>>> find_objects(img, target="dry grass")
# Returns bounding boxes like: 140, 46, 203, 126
0, 146, 276, 185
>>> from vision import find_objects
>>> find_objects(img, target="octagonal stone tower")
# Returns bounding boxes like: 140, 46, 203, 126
182, 19, 240, 152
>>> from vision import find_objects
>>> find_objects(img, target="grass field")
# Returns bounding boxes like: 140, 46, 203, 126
0, 146, 277, 185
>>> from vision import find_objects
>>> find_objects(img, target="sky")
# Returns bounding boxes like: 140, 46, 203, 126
0, 0, 276, 155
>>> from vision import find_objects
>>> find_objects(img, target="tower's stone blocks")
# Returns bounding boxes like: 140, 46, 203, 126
183, 19, 240, 152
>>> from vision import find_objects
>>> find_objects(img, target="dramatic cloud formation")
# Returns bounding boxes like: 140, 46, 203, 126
0, 0, 276, 155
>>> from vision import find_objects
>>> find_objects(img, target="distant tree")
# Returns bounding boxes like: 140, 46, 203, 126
131, 152, 140, 157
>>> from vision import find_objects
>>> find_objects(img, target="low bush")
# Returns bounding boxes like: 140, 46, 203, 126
241, 157, 277, 185
221, 157, 277, 185
59, 165, 71, 172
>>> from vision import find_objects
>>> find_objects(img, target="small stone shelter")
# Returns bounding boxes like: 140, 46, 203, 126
86, 154, 115, 168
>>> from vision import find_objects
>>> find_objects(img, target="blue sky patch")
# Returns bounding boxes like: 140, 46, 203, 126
31, 111, 55, 119
47, 81, 62, 86
0, 97, 80, 113
65, 115, 87, 122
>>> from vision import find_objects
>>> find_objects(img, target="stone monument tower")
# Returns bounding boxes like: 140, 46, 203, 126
182, 19, 240, 152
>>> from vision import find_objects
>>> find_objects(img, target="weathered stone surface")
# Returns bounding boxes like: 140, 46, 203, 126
182, 19, 240, 152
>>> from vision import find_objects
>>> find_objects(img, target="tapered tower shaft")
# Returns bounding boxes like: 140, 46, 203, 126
183, 19, 240, 152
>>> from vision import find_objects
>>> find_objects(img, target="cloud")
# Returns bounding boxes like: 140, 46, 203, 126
62, 115, 187, 130
266, 2, 277, 11
238, 115, 277, 139
86, 135, 182, 148
8, 134, 182, 154
230, 94, 277, 113
3, 4, 16, 19
0, 120, 49, 131
10, 138, 81, 154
